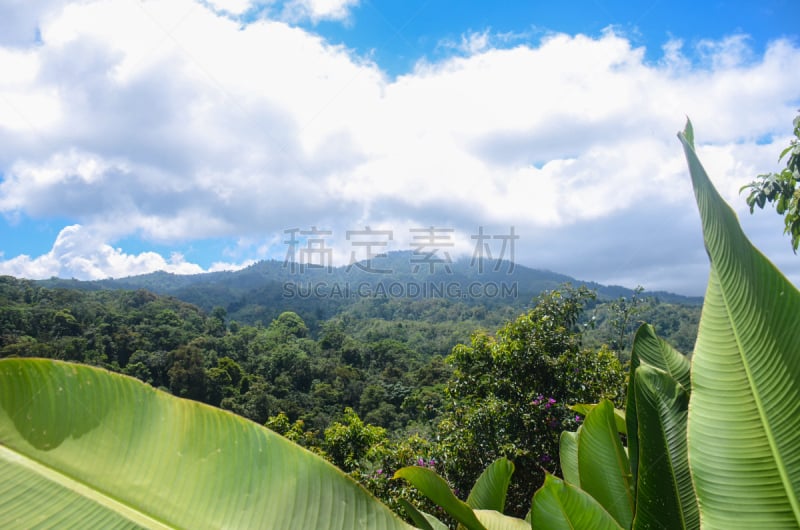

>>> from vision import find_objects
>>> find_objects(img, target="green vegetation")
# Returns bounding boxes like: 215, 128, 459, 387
393, 121, 800, 528
741, 110, 800, 252
5, 121, 795, 528
0, 358, 413, 529
437, 286, 625, 517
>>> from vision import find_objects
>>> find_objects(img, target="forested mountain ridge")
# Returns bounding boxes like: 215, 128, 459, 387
37, 251, 702, 327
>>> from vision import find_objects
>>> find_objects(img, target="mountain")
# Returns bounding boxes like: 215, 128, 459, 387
36, 251, 702, 328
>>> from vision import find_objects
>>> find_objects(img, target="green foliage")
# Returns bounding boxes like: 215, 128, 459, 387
531, 120, 800, 529
323, 407, 389, 472
532, 474, 623, 530
435, 285, 626, 518
583, 297, 700, 356
741, 111, 800, 252
681, 119, 800, 527
7, 119, 800, 528
0, 358, 413, 529
538, 325, 696, 529
395, 457, 528, 530
606, 285, 648, 357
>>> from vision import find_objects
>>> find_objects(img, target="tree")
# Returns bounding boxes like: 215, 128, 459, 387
437, 285, 626, 517
607, 285, 649, 357
741, 111, 800, 252
322, 407, 388, 473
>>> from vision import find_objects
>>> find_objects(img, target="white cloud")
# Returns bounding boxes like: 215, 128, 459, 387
0, 224, 205, 279
280, 0, 359, 23
205, 0, 254, 16
0, 0, 75, 46
0, 1, 798, 292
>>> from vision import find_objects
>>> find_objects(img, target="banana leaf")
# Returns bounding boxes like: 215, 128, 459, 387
679, 120, 800, 528
531, 474, 623, 530
631, 364, 698, 530
0, 358, 413, 529
558, 430, 580, 485
466, 457, 514, 512
577, 399, 634, 528
394, 465, 486, 530
626, 323, 691, 499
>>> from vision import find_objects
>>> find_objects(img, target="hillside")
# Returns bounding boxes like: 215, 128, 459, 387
37, 251, 702, 330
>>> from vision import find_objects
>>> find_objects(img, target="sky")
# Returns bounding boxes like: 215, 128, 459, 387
0, 0, 798, 296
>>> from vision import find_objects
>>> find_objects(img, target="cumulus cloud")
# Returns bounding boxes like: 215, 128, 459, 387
0, 0, 798, 292
0, 224, 205, 279
279, 0, 359, 23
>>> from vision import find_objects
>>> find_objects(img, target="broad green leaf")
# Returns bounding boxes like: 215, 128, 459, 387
630, 324, 691, 391
558, 430, 580, 485
577, 399, 634, 528
632, 364, 698, 530
394, 466, 486, 530
626, 323, 691, 498
0, 359, 412, 529
571, 404, 626, 434
474, 509, 530, 530
531, 474, 623, 530
397, 499, 448, 530
680, 121, 800, 527
466, 457, 514, 512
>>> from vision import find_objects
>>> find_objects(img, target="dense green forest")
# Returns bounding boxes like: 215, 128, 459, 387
0, 268, 701, 519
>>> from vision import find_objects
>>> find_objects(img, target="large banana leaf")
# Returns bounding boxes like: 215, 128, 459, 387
473, 510, 530, 530
531, 474, 623, 530
577, 399, 634, 528
629, 324, 691, 392
558, 430, 580, 485
398, 499, 448, 530
394, 464, 528, 530
631, 364, 698, 530
679, 121, 800, 527
626, 324, 691, 499
466, 457, 514, 512
0, 358, 413, 529
394, 466, 486, 530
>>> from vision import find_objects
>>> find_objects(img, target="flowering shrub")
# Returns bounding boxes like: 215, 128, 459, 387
436, 286, 626, 517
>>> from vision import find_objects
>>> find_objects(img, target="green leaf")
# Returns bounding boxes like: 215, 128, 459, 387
629, 323, 691, 391
394, 466, 486, 530
473, 510, 530, 530
679, 121, 800, 527
466, 457, 514, 512
531, 474, 623, 530
571, 403, 626, 434
558, 430, 580, 485
577, 399, 634, 528
631, 364, 698, 530
0, 359, 412, 529
397, 499, 448, 530
626, 323, 691, 498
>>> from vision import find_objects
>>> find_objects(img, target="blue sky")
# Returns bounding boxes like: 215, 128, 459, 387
0, 0, 798, 294
305, 1, 798, 76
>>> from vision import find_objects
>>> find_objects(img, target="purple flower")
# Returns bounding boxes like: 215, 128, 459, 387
540, 454, 552, 463
575, 415, 582, 423
417, 458, 424, 466
376, 469, 383, 475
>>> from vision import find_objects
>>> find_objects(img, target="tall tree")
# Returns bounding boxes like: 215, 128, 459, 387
437, 286, 626, 517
